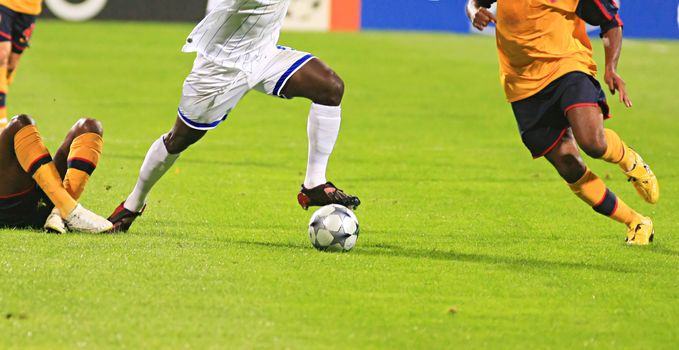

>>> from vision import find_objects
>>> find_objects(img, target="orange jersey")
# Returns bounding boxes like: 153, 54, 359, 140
495, 0, 597, 102
0, 0, 42, 15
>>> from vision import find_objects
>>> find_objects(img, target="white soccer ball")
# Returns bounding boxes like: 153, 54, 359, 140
308, 204, 359, 252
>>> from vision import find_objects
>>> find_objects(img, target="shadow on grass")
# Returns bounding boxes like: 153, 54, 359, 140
229, 239, 635, 274
647, 245, 679, 257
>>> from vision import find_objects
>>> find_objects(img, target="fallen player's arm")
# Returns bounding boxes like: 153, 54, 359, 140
466, 0, 496, 31
576, 0, 632, 107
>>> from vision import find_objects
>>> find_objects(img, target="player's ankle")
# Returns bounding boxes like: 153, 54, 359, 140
304, 179, 327, 189
59, 203, 78, 219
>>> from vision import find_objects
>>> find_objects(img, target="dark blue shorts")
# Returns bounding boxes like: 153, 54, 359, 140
511, 72, 611, 158
0, 5, 37, 54
0, 185, 52, 229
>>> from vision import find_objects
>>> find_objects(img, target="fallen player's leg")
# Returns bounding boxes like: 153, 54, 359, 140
0, 115, 111, 232
44, 118, 105, 233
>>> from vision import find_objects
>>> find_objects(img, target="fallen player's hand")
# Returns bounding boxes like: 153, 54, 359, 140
605, 69, 633, 108
471, 7, 496, 31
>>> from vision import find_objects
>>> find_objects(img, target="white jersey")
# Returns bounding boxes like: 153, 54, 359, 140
182, 0, 290, 72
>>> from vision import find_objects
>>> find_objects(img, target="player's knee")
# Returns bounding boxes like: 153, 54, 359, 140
580, 139, 607, 159
9, 114, 35, 129
316, 72, 344, 106
74, 118, 104, 136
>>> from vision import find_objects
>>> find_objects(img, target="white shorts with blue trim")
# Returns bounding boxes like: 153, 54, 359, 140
178, 46, 315, 130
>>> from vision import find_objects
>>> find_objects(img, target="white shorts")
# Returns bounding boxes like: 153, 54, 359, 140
178, 46, 315, 130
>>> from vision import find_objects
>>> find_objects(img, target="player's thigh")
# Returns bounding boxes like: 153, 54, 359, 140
0, 118, 36, 195
565, 105, 606, 154
560, 72, 609, 155
255, 48, 343, 105
254, 48, 314, 98
281, 58, 344, 104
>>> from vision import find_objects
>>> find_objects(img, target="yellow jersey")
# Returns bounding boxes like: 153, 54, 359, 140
0, 0, 42, 15
495, 0, 597, 102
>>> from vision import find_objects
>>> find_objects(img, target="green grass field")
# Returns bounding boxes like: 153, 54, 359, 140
1, 21, 678, 349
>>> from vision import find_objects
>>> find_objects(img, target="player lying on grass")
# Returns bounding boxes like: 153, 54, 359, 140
108, 0, 360, 232
0, 115, 112, 233
466, 0, 659, 245
0, 0, 41, 129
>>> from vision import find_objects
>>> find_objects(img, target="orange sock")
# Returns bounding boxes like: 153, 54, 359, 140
568, 168, 638, 225
63, 133, 103, 200
602, 129, 636, 171
14, 125, 77, 217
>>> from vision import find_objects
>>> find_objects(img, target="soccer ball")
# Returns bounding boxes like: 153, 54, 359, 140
308, 204, 359, 252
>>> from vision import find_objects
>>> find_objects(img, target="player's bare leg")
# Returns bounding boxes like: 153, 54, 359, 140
0, 42, 11, 128
281, 58, 360, 210
109, 118, 206, 232
44, 118, 105, 233
7, 52, 23, 85
544, 129, 653, 245
566, 106, 658, 203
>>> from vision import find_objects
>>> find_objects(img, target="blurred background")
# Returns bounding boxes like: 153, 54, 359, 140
41, 0, 679, 39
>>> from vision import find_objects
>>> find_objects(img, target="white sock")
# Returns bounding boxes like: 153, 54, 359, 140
304, 103, 341, 189
124, 135, 180, 212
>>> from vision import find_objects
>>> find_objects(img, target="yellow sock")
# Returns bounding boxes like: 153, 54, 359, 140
602, 129, 636, 171
568, 168, 638, 225
0, 66, 7, 121
63, 133, 103, 200
14, 125, 77, 217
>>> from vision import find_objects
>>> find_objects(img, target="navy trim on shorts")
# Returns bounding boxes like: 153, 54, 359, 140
0, 186, 34, 207
272, 54, 314, 97
177, 108, 227, 130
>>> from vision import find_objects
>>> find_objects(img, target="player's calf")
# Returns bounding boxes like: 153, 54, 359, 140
58, 118, 104, 200
164, 119, 206, 154
546, 135, 654, 244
